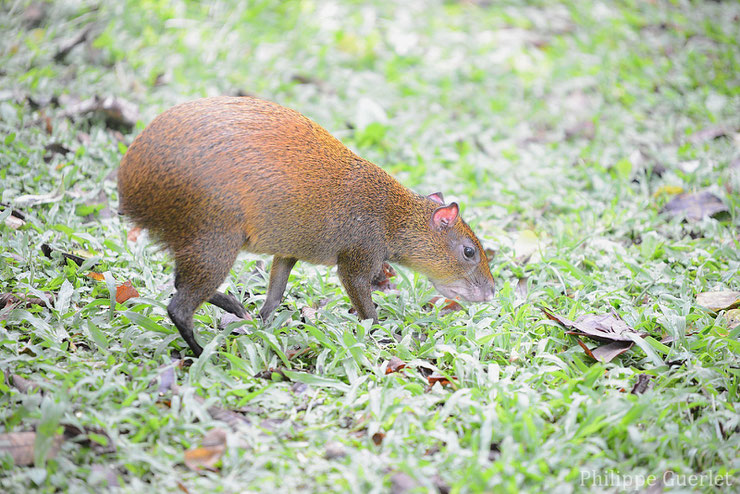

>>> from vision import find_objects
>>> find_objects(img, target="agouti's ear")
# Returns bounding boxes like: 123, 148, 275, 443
431, 202, 459, 230
428, 192, 445, 205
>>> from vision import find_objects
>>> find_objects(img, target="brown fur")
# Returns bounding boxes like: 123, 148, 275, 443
118, 96, 494, 356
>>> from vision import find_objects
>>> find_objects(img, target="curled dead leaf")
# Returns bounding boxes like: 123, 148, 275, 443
115, 281, 139, 304
371, 432, 385, 446
385, 356, 406, 374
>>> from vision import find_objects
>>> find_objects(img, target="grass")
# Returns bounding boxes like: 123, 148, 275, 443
1, 0, 739, 492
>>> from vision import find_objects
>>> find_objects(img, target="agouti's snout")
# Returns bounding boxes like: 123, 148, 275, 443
118, 96, 495, 356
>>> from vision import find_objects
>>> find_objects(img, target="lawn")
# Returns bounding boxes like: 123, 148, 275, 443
1, 0, 739, 492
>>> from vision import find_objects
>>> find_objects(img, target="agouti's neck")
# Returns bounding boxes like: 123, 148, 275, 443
385, 191, 437, 267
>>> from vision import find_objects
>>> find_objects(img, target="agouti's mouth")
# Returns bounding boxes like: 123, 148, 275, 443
432, 281, 495, 303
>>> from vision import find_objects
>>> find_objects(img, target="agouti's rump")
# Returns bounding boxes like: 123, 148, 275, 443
118, 96, 495, 356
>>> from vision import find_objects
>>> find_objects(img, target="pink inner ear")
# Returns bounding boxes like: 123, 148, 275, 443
428, 192, 444, 205
432, 202, 459, 228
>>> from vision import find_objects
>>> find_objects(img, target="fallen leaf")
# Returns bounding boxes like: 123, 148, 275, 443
61, 424, 115, 454
22, 2, 47, 28
87, 272, 105, 281
371, 262, 397, 292
126, 226, 143, 242
543, 308, 647, 342
5, 213, 26, 230
385, 356, 406, 374
0, 292, 52, 309
426, 296, 464, 315
590, 340, 634, 363
0, 431, 63, 466
689, 125, 730, 144
44, 142, 72, 158
371, 432, 385, 446
631, 374, 653, 395
9, 374, 39, 393
88, 464, 120, 488
41, 243, 92, 267
61, 95, 139, 130
115, 281, 139, 304
660, 191, 728, 221
390, 472, 417, 494
696, 291, 740, 313
515, 277, 528, 298
427, 375, 454, 387
324, 441, 347, 459
219, 312, 250, 333
300, 306, 318, 323
254, 368, 288, 381
286, 347, 310, 360
184, 428, 227, 473
14, 190, 64, 207
54, 26, 93, 63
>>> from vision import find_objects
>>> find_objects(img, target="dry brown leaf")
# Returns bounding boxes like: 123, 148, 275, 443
115, 281, 139, 304
660, 191, 728, 221
127, 226, 143, 242
427, 375, 455, 387
427, 296, 464, 316
371, 432, 385, 446
385, 356, 406, 374
184, 428, 227, 473
590, 341, 634, 363
10, 374, 39, 393
371, 262, 398, 292
87, 272, 105, 281
696, 291, 740, 313
543, 308, 646, 343
0, 431, 63, 466
41, 243, 91, 267
631, 374, 653, 395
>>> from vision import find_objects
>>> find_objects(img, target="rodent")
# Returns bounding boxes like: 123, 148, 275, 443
118, 96, 495, 356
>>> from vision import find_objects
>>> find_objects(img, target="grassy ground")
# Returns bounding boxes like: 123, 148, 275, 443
1, 0, 739, 492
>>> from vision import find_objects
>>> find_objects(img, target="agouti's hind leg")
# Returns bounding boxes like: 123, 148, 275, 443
168, 238, 241, 356
258, 256, 297, 322
208, 292, 249, 319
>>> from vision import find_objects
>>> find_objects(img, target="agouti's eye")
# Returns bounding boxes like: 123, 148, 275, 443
463, 246, 475, 259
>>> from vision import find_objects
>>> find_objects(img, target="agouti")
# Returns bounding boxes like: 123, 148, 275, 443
118, 96, 495, 356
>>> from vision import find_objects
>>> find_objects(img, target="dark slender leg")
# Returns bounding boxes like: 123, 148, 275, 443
168, 235, 241, 357
258, 256, 297, 322
208, 291, 248, 318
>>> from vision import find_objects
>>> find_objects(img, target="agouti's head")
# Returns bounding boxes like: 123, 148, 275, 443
403, 194, 495, 303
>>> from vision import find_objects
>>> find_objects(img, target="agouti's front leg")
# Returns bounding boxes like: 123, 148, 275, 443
259, 256, 298, 322
337, 255, 380, 323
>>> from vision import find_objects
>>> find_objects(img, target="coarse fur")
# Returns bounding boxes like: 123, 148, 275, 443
118, 96, 495, 356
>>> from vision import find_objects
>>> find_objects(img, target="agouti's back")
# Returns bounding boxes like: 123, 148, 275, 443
118, 96, 494, 356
